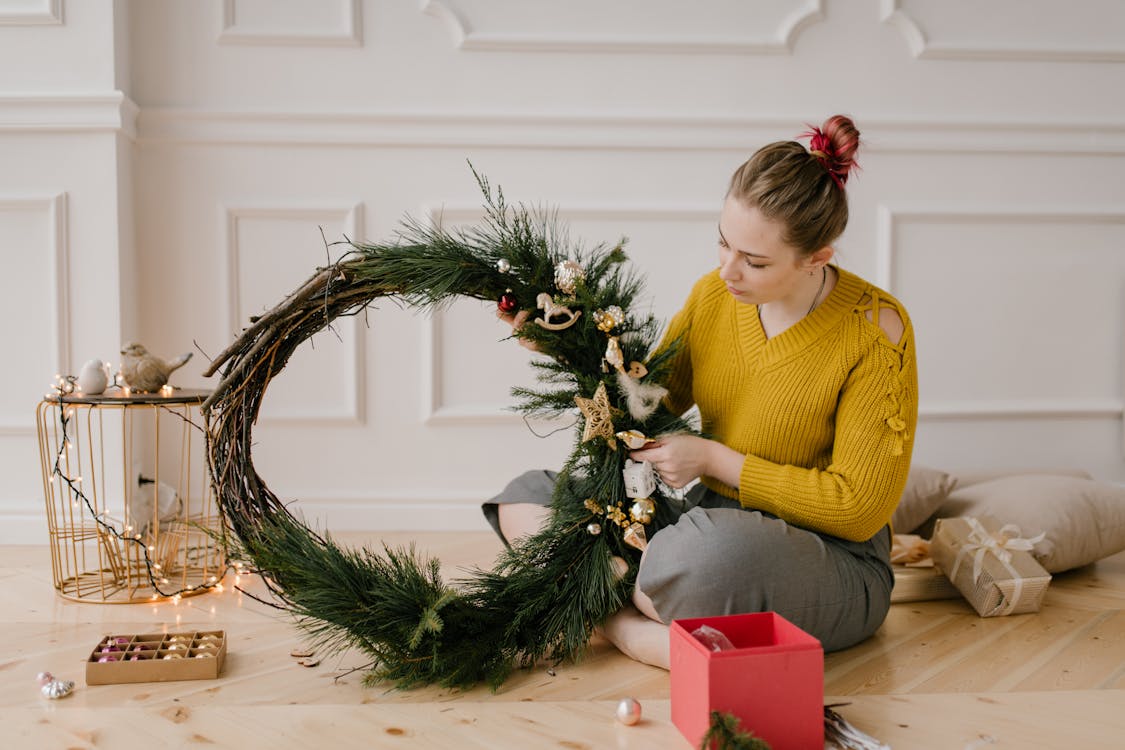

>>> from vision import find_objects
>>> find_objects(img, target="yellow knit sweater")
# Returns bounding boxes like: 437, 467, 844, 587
661, 267, 917, 542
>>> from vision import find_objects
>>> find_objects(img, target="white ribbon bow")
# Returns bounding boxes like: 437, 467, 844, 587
949, 517, 1046, 615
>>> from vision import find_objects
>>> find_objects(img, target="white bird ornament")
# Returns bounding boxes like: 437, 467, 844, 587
119, 343, 192, 392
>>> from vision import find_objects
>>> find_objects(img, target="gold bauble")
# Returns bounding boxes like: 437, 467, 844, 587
593, 306, 625, 333
630, 498, 655, 525
554, 259, 586, 295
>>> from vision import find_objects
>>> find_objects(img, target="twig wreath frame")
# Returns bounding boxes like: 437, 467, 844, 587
202, 172, 696, 690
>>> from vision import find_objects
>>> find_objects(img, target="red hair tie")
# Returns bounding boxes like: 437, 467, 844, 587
802, 127, 846, 190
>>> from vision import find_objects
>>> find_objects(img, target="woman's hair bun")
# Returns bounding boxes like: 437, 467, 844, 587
803, 114, 860, 187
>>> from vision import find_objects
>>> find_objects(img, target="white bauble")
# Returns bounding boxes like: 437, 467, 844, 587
76, 359, 108, 395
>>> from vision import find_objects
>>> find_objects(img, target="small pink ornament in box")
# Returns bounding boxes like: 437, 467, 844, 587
670, 612, 823, 750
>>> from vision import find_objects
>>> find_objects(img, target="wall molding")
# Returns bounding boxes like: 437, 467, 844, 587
919, 399, 1123, 421
135, 109, 1125, 155
285, 492, 496, 532
222, 203, 366, 425
420, 202, 714, 426
0, 0, 62, 25
0, 192, 68, 436
876, 204, 1125, 291
0, 92, 137, 137
421, 0, 822, 55
219, 0, 362, 47
880, 0, 1125, 62
877, 203, 1125, 427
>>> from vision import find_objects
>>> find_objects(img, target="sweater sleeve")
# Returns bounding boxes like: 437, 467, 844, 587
655, 278, 702, 417
737, 314, 918, 542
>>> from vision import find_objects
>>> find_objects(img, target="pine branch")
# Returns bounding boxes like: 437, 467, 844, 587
205, 168, 698, 692
699, 712, 773, 750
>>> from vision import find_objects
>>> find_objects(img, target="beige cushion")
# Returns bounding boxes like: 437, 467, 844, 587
954, 467, 1092, 488
891, 465, 958, 534
926, 475, 1125, 573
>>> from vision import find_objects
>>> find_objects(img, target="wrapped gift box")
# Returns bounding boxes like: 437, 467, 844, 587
670, 612, 823, 750
932, 516, 1052, 617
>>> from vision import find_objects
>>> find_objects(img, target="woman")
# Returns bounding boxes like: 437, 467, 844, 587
488, 115, 917, 669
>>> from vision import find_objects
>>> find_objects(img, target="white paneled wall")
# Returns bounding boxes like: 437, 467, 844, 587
1, 0, 1123, 543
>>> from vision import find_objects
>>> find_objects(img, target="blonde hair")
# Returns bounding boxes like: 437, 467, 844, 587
727, 115, 860, 255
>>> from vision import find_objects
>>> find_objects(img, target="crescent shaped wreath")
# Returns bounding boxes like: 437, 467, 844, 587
202, 171, 698, 691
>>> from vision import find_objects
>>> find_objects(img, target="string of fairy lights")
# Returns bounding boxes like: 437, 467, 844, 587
46, 369, 236, 602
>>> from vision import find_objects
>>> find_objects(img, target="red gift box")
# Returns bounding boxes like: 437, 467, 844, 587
670, 612, 824, 750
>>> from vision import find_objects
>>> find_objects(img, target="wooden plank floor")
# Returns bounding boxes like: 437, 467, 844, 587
3, 532, 1124, 748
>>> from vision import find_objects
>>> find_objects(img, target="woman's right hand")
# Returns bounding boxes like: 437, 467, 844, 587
496, 308, 542, 352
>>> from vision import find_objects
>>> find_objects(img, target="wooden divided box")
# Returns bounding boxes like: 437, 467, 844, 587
86, 630, 226, 685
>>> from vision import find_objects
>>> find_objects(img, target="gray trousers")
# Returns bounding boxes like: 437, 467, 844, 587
484, 469, 893, 653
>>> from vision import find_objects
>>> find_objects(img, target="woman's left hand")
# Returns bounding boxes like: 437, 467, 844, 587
630, 434, 714, 489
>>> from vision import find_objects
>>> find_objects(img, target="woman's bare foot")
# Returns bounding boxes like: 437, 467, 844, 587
598, 604, 670, 670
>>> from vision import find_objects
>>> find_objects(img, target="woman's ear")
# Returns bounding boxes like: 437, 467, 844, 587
806, 246, 835, 271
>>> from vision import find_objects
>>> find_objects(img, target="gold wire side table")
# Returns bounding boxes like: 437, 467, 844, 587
36, 388, 225, 603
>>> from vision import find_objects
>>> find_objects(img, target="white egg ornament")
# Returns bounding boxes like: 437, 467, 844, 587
76, 359, 108, 395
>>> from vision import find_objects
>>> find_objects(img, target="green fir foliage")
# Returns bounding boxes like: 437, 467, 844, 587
206, 166, 698, 690
699, 711, 773, 750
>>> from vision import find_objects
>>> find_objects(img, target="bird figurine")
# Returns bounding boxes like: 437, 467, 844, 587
76, 358, 109, 395
119, 343, 192, 392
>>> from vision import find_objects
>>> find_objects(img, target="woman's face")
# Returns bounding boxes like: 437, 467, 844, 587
716, 197, 816, 306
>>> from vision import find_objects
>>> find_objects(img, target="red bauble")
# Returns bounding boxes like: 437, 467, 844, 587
497, 292, 518, 314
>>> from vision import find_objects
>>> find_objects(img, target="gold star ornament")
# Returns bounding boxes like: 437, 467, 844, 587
575, 382, 617, 448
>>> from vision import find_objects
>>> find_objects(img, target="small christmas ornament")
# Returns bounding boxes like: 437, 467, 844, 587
76, 359, 109, 395
586, 522, 602, 536
554, 259, 585, 295
615, 429, 654, 450
497, 290, 519, 314
606, 504, 628, 527
615, 369, 667, 421
534, 292, 582, 331
615, 697, 642, 726
41, 678, 75, 700
630, 498, 656, 525
162, 653, 184, 660
622, 523, 648, 552
622, 459, 657, 499
496, 258, 511, 274
574, 382, 616, 448
97, 655, 118, 663
193, 652, 215, 659
627, 361, 648, 379
604, 337, 625, 372
583, 498, 604, 515
593, 306, 625, 333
